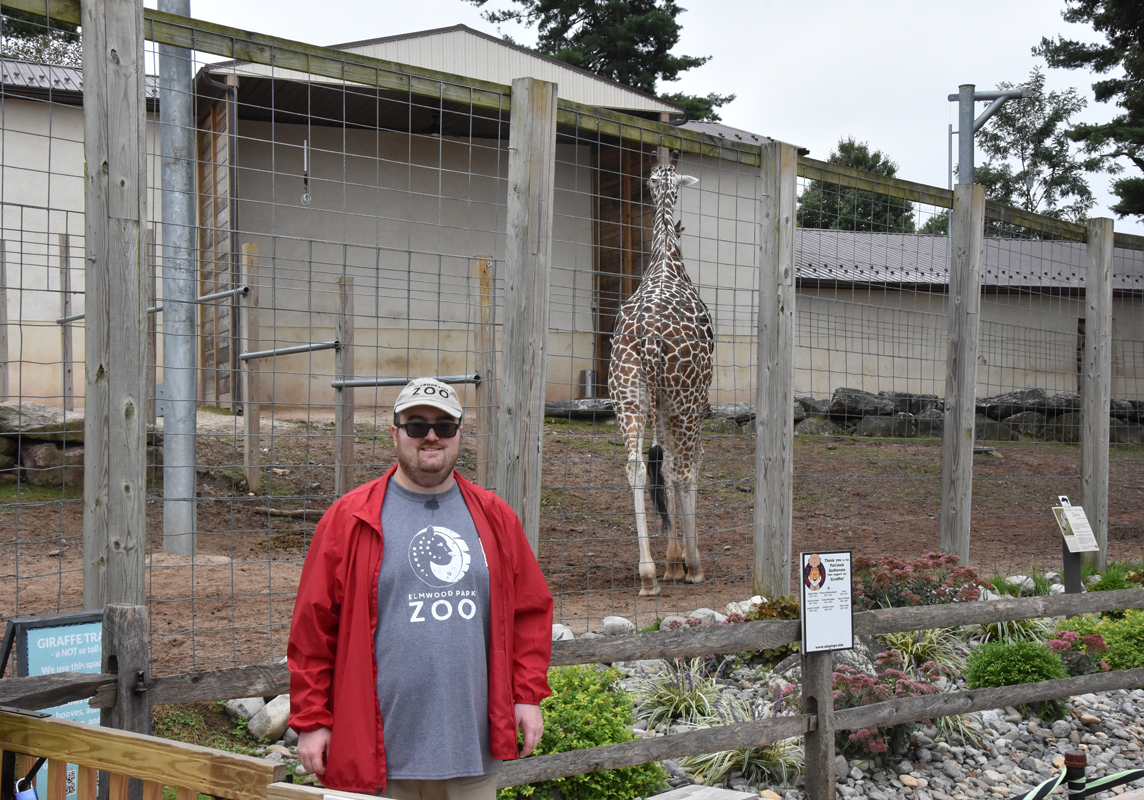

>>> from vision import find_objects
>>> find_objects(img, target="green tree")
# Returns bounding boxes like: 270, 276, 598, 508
465, 0, 734, 121
797, 137, 916, 233
1, 9, 81, 66
1035, 0, 1144, 218
974, 68, 1099, 222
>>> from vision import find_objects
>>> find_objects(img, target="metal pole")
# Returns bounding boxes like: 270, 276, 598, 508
159, 0, 198, 556
958, 84, 975, 185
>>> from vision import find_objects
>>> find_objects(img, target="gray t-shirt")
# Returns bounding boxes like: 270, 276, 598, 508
375, 479, 499, 780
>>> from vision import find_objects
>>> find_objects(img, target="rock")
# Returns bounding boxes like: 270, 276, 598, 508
795, 417, 846, 436
917, 748, 933, 764
830, 388, 896, 418
0, 437, 15, 456
688, 607, 726, 626
293, 764, 309, 777
977, 388, 1048, 420
543, 399, 615, 420
226, 696, 266, 721
1051, 720, 1071, 738
21, 442, 85, 487
248, 694, 291, 742
760, 791, 782, 800
835, 754, 849, 780
283, 727, 298, 748
856, 414, 917, 438
796, 395, 831, 415
659, 615, 688, 630
0, 401, 85, 442
895, 760, 914, 775
1045, 392, 1081, 415
915, 408, 945, 437
1003, 411, 1048, 440
975, 414, 1015, 442
1110, 420, 1144, 444
1048, 412, 1083, 444
1080, 713, 1101, 726
879, 391, 940, 415
1044, 572, 1062, 585
942, 760, 962, 779
661, 759, 688, 779
552, 623, 575, 641
602, 615, 635, 636
1005, 575, 1035, 593
901, 774, 920, 788
793, 402, 806, 424
579, 631, 604, 640
849, 766, 864, 780
265, 744, 292, 756
708, 402, 757, 426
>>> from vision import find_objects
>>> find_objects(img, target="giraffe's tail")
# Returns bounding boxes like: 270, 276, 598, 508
647, 444, 671, 533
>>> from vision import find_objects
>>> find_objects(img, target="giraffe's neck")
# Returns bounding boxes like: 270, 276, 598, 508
646, 189, 689, 282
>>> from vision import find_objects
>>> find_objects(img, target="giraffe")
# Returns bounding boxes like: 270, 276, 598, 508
609, 155, 714, 597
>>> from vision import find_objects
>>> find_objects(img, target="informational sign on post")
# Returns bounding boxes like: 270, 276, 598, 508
1053, 496, 1100, 554
800, 550, 854, 654
0, 611, 103, 800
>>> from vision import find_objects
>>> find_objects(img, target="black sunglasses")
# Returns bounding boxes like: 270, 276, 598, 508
396, 421, 460, 439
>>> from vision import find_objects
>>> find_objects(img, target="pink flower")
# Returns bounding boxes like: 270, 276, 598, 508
1082, 634, 1107, 653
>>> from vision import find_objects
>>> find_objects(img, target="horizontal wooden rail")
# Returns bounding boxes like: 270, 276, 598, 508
4, 589, 1141, 711
0, 708, 286, 800
497, 665, 1144, 788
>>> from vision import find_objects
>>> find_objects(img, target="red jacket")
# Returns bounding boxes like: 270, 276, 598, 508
288, 466, 553, 793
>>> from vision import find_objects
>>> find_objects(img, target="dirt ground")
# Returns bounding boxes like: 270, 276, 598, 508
2, 408, 1142, 674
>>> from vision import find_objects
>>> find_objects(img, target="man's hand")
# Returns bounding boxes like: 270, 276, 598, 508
297, 727, 332, 775
514, 703, 544, 757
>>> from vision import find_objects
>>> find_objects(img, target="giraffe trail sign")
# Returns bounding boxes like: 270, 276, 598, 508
800, 550, 854, 654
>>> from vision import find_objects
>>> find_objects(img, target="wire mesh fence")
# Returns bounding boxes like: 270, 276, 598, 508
0, 5, 1141, 677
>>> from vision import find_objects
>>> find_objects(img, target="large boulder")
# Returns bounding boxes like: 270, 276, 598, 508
1044, 392, 1081, 416
1110, 398, 1135, 420
795, 417, 845, 436
976, 388, 1047, 420
829, 388, 895, 418
21, 442, 85, 487
1003, 411, 1047, 440
1048, 412, 1083, 444
709, 402, 756, 425
915, 408, 944, 438
855, 414, 916, 438
0, 401, 84, 442
1110, 419, 1144, 444
975, 414, 1015, 443
878, 391, 940, 415
795, 395, 831, 416
0, 437, 16, 457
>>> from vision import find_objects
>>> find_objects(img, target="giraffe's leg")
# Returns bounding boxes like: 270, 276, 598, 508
673, 416, 705, 585
660, 450, 687, 583
627, 453, 659, 596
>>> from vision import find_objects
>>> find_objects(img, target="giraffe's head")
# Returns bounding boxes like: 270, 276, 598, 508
647, 159, 699, 208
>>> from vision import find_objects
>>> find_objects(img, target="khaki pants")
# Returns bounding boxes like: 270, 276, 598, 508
382, 774, 498, 800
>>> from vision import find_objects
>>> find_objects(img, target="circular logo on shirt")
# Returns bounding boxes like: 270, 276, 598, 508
408, 526, 472, 587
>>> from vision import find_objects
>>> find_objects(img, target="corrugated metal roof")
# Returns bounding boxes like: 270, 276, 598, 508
331, 25, 683, 115
679, 120, 773, 146
796, 229, 1144, 292
0, 58, 160, 99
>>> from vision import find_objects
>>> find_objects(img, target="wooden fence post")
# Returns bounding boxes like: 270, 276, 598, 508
754, 141, 798, 600
334, 276, 355, 496
242, 244, 261, 493
802, 650, 836, 800
146, 229, 156, 428
939, 184, 985, 566
0, 240, 8, 401
59, 234, 75, 411
498, 78, 558, 555
1081, 218, 1114, 571
101, 603, 149, 800
81, 0, 149, 609
473, 256, 497, 489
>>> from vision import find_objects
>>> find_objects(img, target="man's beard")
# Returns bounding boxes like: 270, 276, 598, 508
396, 445, 456, 489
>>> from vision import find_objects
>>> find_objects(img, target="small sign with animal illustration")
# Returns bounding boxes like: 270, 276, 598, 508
800, 550, 854, 653
1053, 495, 1100, 553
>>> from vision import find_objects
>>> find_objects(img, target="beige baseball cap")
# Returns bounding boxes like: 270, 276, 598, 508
393, 378, 464, 420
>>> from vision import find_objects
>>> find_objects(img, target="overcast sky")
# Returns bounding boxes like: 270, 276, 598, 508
165, 0, 1142, 235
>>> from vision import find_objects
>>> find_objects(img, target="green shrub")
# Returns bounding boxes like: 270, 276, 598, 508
965, 641, 1068, 721
741, 594, 802, 667
498, 665, 666, 800
1090, 561, 1132, 593
968, 616, 1054, 645
1057, 610, 1144, 671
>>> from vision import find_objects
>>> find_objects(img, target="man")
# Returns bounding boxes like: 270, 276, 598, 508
288, 377, 553, 800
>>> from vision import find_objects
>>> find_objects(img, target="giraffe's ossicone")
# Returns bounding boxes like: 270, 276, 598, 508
609, 157, 714, 597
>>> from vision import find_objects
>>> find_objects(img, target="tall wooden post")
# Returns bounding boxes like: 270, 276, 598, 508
242, 244, 261, 493
145, 229, 156, 427
59, 234, 75, 411
498, 77, 558, 555
1081, 218, 1114, 570
754, 141, 797, 599
334, 276, 355, 496
473, 256, 497, 489
939, 184, 985, 566
82, 0, 149, 609
802, 650, 836, 800
101, 603, 149, 800
0, 240, 8, 401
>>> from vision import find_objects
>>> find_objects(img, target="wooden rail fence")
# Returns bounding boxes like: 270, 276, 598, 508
2, 588, 1143, 800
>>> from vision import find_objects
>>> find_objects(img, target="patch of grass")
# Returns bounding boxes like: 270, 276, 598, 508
152, 702, 263, 754
199, 404, 236, 416
0, 481, 84, 503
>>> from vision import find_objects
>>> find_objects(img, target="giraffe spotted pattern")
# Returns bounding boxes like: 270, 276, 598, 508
608, 160, 714, 596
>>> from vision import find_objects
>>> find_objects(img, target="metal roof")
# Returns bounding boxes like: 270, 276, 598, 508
678, 120, 774, 146
796, 229, 1144, 292
0, 58, 159, 100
